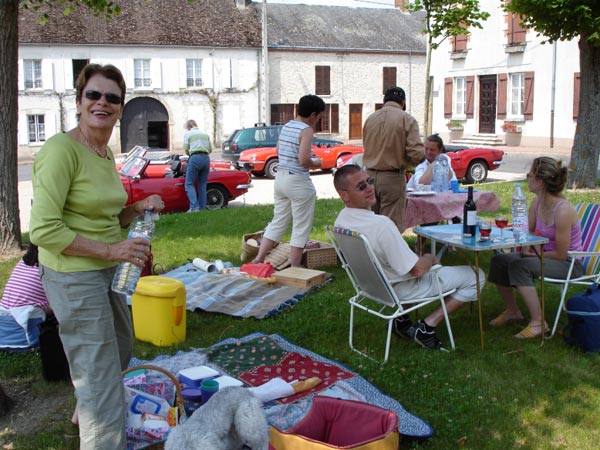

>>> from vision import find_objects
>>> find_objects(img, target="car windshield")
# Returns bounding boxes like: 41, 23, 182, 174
117, 145, 148, 165
120, 156, 148, 177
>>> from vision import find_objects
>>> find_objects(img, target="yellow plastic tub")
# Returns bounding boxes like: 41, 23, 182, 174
131, 276, 186, 347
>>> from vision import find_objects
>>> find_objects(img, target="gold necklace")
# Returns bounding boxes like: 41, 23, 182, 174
78, 126, 109, 159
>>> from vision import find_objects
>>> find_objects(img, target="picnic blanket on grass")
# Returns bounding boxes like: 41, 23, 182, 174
156, 263, 330, 319
129, 332, 433, 440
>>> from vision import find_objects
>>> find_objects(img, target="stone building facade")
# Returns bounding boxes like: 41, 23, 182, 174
17, 1, 426, 160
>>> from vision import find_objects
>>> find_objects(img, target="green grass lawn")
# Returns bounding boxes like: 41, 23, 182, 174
1, 181, 599, 449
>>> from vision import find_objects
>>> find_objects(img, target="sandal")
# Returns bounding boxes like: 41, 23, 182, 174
489, 311, 524, 327
514, 323, 549, 339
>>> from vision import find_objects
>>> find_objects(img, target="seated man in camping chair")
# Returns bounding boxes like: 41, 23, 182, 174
333, 165, 485, 350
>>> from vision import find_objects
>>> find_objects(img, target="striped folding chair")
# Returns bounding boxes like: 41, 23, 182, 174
546, 203, 600, 337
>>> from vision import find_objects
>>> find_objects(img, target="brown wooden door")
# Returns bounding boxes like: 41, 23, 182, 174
479, 75, 497, 134
349, 104, 363, 140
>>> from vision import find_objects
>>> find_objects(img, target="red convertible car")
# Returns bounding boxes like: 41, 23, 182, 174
337, 144, 504, 183
119, 156, 253, 212
235, 144, 364, 179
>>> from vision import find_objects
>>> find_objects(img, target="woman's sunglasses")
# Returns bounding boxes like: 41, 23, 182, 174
341, 177, 375, 192
84, 90, 122, 105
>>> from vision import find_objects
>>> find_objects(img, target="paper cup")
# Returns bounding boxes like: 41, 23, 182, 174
214, 259, 225, 272
200, 379, 219, 403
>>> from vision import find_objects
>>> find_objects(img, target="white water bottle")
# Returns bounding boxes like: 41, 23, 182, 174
111, 210, 155, 295
432, 156, 442, 193
511, 183, 528, 242
440, 156, 450, 191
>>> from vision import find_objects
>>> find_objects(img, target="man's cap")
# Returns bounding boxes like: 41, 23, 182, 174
384, 86, 406, 102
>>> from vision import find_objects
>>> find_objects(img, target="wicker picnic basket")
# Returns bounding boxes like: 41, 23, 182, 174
122, 364, 186, 450
301, 241, 338, 269
241, 231, 263, 263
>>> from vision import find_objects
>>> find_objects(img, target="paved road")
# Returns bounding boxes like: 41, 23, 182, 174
17, 148, 570, 232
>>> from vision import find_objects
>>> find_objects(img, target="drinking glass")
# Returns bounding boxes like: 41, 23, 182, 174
479, 221, 492, 241
494, 216, 509, 241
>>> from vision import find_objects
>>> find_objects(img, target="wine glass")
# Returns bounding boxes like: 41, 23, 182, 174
479, 221, 492, 241
494, 215, 509, 241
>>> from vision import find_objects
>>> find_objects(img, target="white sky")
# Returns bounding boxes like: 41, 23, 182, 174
268, 0, 395, 8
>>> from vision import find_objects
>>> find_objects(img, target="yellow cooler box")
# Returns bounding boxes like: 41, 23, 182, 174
131, 276, 186, 346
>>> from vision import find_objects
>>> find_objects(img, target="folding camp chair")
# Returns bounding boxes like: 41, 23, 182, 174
546, 202, 600, 337
326, 225, 456, 362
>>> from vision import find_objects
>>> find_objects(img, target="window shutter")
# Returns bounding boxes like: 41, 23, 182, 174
331, 104, 339, 133
315, 66, 330, 95
513, 15, 527, 43
524, 71, 534, 120
466, 76, 475, 118
444, 78, 453, 118
508, 13, 527, 44
454, 34, 468, 51
573, 72, 580, 120
383, 67, 397, 94
497, 73, 508, 119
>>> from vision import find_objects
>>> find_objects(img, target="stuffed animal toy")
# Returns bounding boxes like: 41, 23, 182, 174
165, 386, 268, 450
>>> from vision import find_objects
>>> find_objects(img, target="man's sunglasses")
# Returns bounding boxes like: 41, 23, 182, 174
84, 90, 122, 105
341, 177, 375, 192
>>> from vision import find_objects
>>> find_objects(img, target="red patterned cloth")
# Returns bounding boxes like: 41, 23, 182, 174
239, 352, 354, 404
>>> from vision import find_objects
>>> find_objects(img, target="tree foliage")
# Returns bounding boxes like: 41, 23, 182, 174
411, 0, 490, 49
505, 0, 600, 45
21, 0, 120, 23
507, 0, 600, 188
409, 1, 490, 134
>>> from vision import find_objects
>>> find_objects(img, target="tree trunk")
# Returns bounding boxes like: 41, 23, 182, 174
568, 34, 600, 189
0, 0, 22, 256
423, 38, 433, 137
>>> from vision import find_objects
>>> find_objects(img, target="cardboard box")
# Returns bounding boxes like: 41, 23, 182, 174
274, 267, 327, 288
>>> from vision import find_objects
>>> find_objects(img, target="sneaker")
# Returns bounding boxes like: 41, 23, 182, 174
392, 315, 413, 339
406, 320, 447, 351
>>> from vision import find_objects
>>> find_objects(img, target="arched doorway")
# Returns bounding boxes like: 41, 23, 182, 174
120, 97, 169, 153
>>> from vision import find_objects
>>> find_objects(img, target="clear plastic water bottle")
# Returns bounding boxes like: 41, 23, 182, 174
440, 156, 450, 191
432, 156, 442, 193
112, 210, 155, 295
511, 183, 528, 242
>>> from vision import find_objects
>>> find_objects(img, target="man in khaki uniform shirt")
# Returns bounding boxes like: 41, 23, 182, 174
362, 87, 425, 232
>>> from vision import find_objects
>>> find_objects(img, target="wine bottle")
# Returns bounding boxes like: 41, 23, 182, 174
463, 186, 477, 238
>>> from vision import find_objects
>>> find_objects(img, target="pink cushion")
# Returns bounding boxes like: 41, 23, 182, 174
269, 396, 399, 450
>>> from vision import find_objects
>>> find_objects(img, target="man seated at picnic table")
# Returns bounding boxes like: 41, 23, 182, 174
406, 134, 457, 190
333, 165, 484, 350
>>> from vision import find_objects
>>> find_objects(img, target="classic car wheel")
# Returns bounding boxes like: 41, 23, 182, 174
466, 160, 488, 183
206, 185, 229, 210
264, 158, 279, 179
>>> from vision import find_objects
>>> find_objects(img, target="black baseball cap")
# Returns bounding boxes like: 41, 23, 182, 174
384, 86, 406, 102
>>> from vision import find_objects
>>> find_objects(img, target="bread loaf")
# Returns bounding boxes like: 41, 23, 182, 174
292, 377, 322, 393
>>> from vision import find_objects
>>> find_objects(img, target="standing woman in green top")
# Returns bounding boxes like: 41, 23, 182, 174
30, 64, 164, 450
